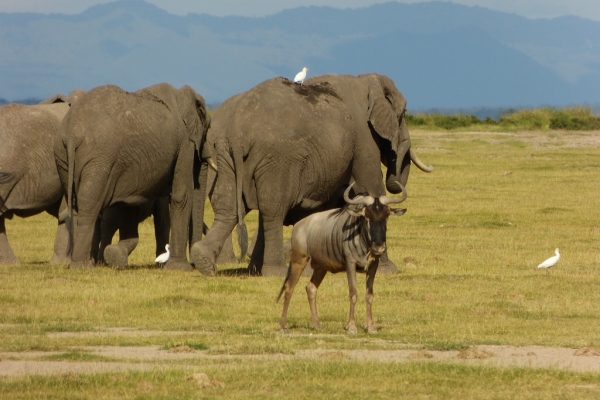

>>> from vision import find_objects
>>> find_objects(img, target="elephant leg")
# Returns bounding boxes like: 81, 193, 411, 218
152, 197, 170, 258
0, 217, 19, 265
191, 214, 237, 275
50, 199, 70, 265
247, 217, 265, 275
50, 220, 70, 265
164, 146, 194, 271
70, 177, 105, 267
97, 205, 120, 265
104, 207, 139, 268
217, 232, 238, 264
190, 153, 238, 276
259, 213, 286, 277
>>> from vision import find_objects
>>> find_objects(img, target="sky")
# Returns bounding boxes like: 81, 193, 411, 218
1, 0, 599, 21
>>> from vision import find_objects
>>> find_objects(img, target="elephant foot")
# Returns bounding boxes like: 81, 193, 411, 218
0, 255, 20, 266
69, 259, 95, 268
103, 245, 129, 268
49, 253, 70, 265
377, 256, 399, 275
261, 264, 288, 277
164, 259, 193, 271
190, 243, 217, 276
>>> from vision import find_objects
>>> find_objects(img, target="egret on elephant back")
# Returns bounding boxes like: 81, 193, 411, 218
294, 67, 309, 85
191, 73, 433, 277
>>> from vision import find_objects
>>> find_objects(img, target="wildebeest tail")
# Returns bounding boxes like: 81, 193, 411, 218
276, 264, 292, 303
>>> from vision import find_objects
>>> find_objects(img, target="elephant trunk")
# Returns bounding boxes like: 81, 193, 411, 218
190, 157, 208, 246
385, 119, 433, 193
385, 137, 411, 194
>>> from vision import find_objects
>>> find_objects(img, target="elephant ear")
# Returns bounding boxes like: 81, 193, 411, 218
178, 85, 209, 151
367, 76, 403, 151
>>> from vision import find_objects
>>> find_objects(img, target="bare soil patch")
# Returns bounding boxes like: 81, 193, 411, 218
2, 341, 600, 376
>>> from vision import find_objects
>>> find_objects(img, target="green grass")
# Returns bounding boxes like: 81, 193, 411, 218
2, 129, 600, 397
2, 362, 600, 399
407, 106, 600, 131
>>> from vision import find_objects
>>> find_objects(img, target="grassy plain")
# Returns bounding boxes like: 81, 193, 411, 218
2, 129, 600, 398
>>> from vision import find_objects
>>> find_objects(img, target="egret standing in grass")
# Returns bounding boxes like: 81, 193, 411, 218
155, 244, 170, 266
537, 248, 560, 272
294, 67, 309, 85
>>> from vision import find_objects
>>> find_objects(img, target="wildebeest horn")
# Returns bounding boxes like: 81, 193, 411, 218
343, 183, 374, 206
410, 148, 433, 173
379, 182, 407, 205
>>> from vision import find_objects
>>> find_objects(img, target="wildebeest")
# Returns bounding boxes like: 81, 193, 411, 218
277, 182, 407, 334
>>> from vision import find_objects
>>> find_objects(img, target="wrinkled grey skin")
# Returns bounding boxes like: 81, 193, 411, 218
0, 92, 83, 265
191, 74, 432, 276
54, 83, 211, 270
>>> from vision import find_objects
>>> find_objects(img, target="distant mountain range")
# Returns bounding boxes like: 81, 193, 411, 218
1, 0, 600, 110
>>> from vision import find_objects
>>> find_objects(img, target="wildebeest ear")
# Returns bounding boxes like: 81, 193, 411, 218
345, 205, 366, 217
390, 208, 407, 216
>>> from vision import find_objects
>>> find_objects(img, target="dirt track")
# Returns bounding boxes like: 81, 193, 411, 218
2, 342, 600, 377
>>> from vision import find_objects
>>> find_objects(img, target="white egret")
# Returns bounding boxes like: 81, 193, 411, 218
537, 248, 560, 272
155, 244, 170, 266
294, 67, 309, 85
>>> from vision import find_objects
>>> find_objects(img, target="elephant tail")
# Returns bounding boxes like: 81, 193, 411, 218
232, 142, 248, 261
66, 139, 76, 255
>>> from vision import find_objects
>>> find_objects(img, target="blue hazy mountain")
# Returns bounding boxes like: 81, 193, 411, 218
1, 0, 599, 109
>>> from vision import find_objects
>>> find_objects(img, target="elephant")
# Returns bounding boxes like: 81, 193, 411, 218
191, 73, 432, 276
54, 83, 211, 270
0, 91, 84, 265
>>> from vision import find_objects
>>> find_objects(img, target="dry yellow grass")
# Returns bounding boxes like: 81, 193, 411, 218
2, 129, 600, 398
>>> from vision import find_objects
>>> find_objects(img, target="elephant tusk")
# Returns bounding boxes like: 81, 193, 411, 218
410, 148, 433, 173
206, 157, 218, 172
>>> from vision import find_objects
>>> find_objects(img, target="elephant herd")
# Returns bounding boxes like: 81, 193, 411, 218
0, 73, 433, 276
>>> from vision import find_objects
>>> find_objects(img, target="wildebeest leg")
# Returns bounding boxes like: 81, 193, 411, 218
365, 258, 380, 333
306, 267, 327, 330
345, 262, 359, 334
279, 254, 310, 331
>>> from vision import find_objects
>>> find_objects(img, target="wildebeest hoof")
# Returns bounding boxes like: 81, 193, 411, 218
365, 326, 378, 334
345, 324, 358, 335
103, 244, 128, 267
164, 259, 193, 271
261, 265, 288, 277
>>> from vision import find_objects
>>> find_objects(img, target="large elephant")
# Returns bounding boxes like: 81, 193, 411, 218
191, 73, 432, 276
54, 83, 211, 269
0, 92, 83, 265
